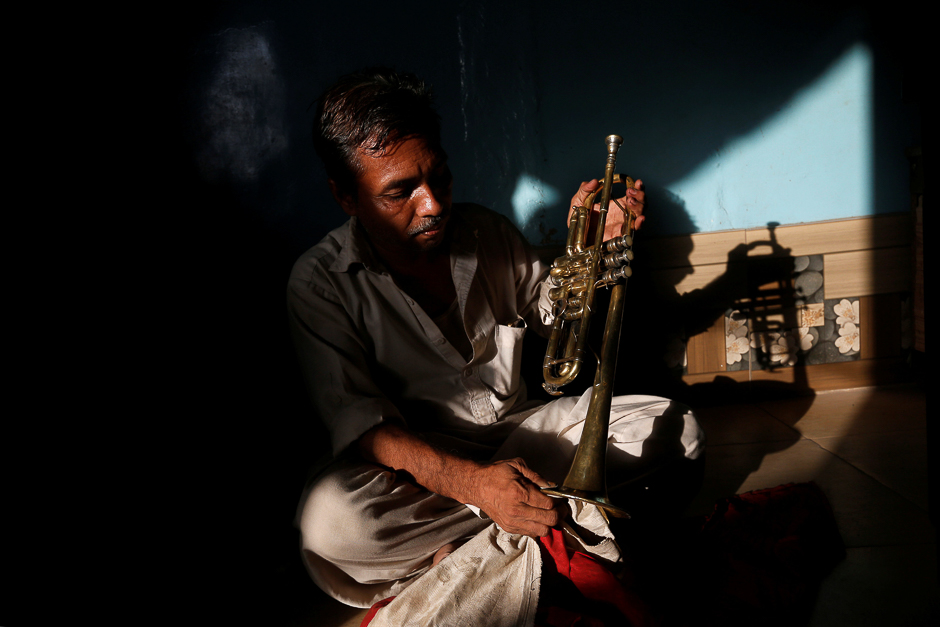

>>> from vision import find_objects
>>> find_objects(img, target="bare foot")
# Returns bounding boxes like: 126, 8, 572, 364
431, 540, 466, 567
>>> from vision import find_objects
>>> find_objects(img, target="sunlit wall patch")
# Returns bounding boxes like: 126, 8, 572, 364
666, 42, 873, 233
511, 174, 561, 236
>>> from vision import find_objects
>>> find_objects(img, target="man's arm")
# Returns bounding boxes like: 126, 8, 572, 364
358, 421, 563, 538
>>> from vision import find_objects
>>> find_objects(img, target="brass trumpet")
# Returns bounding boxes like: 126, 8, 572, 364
541, 134, 636, 519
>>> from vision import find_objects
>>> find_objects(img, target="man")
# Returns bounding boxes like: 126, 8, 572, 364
288, 67, 703, 608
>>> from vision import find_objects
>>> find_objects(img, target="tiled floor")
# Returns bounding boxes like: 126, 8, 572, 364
294, 383, 935, 626
691, 382, 935, 626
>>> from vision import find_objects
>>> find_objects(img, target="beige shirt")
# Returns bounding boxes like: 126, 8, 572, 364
287, 204, 554, 457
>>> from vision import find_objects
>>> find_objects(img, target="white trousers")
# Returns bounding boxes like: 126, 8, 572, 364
298, 392, 704, 608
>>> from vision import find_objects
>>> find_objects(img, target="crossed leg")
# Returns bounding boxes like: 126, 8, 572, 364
299, 393, 705, 607
299, 458, 491, 608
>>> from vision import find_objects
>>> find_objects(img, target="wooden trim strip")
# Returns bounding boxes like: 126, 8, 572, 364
641, 213, 910, 270
824, 247, 912, 299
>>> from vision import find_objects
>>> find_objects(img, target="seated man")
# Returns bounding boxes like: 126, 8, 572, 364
287, 67, 704, 608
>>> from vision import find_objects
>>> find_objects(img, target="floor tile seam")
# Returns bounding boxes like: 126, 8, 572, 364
801, 437, 931, 514
703, 434, 811, 450
804, 427, 928, 440
702, 439, 929, 513
810, 383, 925, 395
751, 408, 928, 440
748, 402, 807, 437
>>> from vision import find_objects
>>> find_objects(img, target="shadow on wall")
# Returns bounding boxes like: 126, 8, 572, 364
526, 222, 817, 401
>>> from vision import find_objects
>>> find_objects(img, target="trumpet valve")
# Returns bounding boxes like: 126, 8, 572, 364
601, 265, 632, 283
603, 234, 633, 252
602, 249, 634, 269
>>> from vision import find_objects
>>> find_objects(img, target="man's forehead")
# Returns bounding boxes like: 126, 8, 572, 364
359, 134, 443, 160
354, 136, 446, 180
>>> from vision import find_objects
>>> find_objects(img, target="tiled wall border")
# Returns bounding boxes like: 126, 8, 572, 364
638, 213, 913, 390
534, 213, 914, 392
645, 213, 912, 300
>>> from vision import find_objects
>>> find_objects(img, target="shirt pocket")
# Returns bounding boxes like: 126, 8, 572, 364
478, 317, 527, 398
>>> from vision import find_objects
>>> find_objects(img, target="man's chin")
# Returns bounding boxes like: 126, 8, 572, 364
412, 232, 446, 253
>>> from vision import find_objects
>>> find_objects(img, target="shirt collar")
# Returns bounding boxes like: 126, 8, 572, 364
329, 216, 382, 273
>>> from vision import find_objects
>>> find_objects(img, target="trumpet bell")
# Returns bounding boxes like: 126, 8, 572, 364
541, 486, 631, 519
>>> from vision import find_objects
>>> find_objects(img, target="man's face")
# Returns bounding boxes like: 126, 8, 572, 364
335, 136, 453, 262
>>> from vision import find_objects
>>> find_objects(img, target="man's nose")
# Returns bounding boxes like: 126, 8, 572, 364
415, 183, 445, 216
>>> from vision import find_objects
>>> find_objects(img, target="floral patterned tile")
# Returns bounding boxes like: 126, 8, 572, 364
751, 328, 811, 368
725, 309, 750, 371
721, 251, 865, 370
709, 254, 880, 373
800, 303, 825, 327
801, 298, 861, 365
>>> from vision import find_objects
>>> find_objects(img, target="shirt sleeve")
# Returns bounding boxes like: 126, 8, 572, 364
287, 272, 403, 457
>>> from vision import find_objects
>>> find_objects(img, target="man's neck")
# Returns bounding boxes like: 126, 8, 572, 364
385, 245, 456, 318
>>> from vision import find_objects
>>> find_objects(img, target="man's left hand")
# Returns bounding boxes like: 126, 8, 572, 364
567, 178, 646, 242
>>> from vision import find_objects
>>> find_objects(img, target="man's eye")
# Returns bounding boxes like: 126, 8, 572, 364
383, 189, 410, 200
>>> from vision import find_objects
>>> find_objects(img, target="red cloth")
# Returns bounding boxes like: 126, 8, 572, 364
359, 596, 394, 627
695, 481, 845, 623
535, 527, 655, 627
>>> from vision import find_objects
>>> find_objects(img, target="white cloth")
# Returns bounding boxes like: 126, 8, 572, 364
365, 500, 619, 627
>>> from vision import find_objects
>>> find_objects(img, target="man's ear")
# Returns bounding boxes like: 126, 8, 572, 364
329, 179, 357, 216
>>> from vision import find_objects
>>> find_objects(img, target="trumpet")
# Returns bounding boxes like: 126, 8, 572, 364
541, 134, 636, 519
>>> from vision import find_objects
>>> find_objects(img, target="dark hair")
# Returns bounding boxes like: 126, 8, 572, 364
313, 67, 441, 195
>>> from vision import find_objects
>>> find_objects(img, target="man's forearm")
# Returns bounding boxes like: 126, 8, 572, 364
358, 421, 481, 504
357, 421, 563, 537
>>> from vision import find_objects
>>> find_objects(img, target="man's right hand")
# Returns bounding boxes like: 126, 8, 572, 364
359, 422, 563, 538
468, 458, 563, 537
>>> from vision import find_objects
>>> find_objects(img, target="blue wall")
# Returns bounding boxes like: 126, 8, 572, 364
184, 0, 918, 249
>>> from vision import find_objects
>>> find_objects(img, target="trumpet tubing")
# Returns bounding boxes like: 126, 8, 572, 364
540, 134, 637, 519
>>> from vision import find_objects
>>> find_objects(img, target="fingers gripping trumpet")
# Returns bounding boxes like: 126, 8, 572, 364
540, 134, 637, 518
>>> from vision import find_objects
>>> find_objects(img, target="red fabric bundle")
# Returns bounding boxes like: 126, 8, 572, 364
535, 527, 655, 627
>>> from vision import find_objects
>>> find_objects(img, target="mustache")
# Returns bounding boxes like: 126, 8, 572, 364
407, 214, 446, 236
